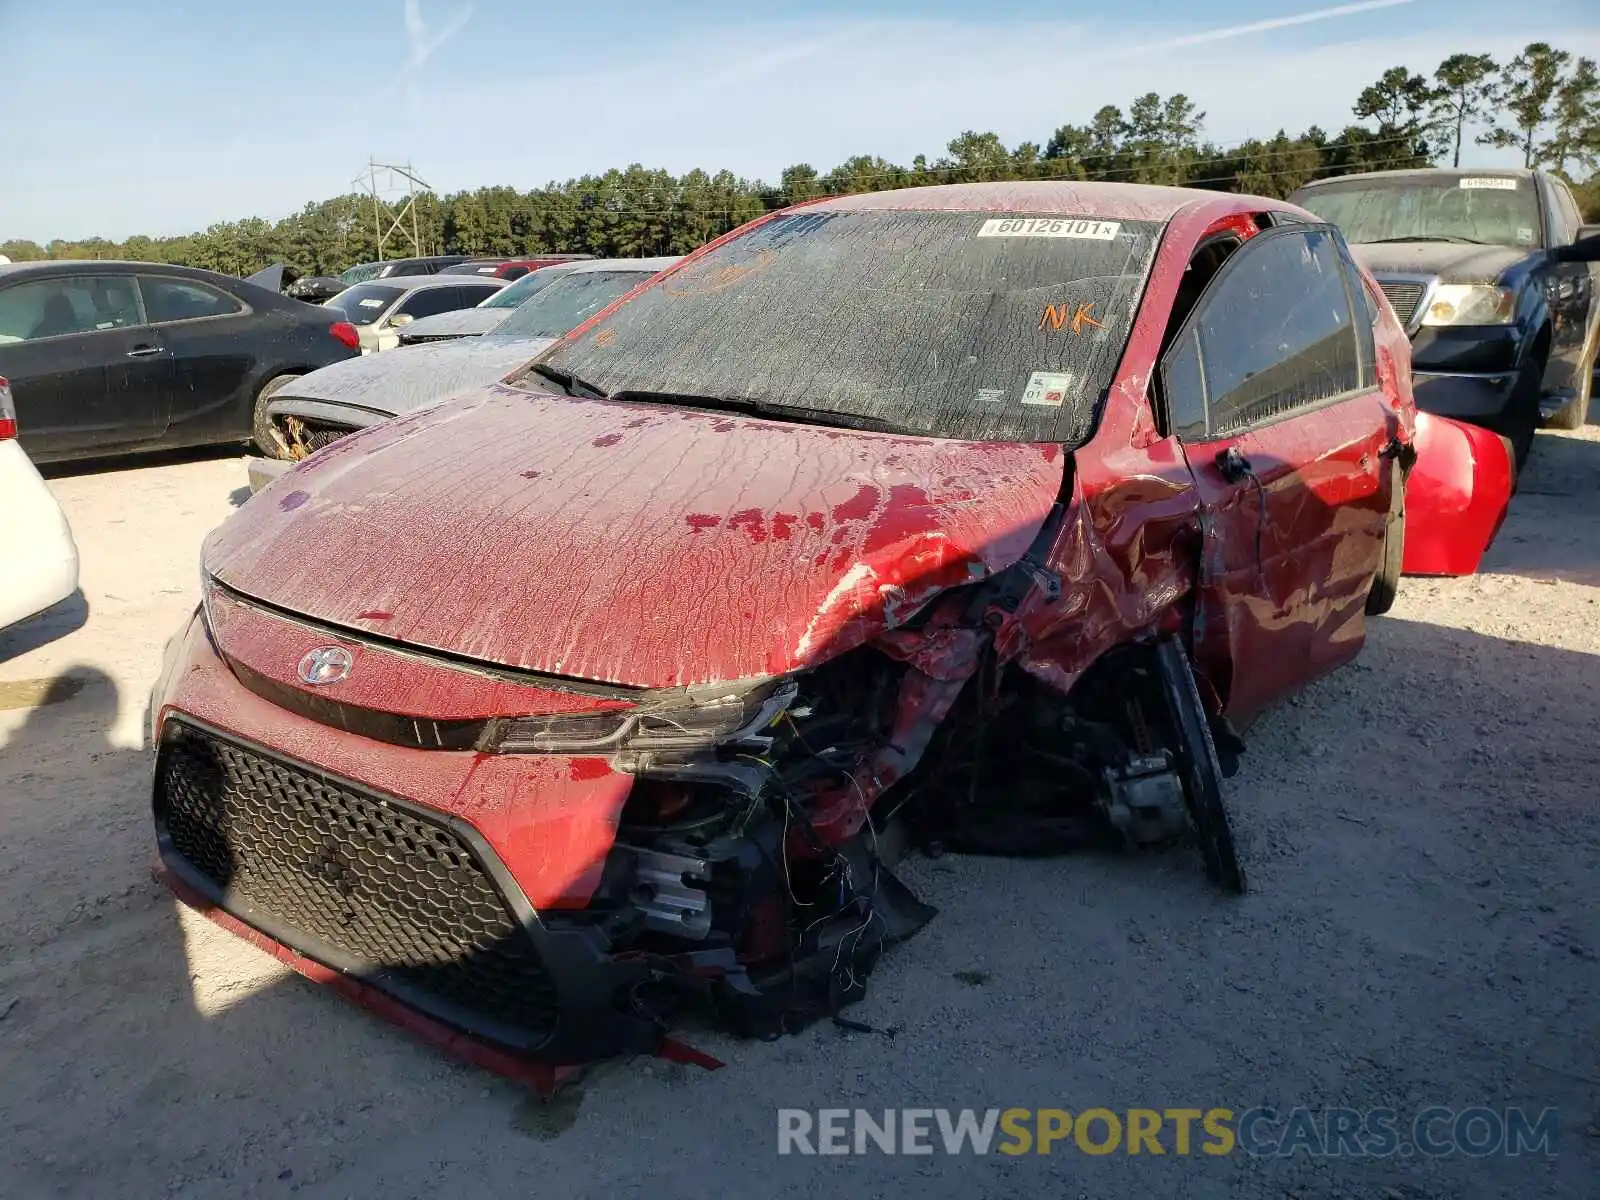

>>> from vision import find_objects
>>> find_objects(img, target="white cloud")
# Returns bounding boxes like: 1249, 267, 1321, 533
398, 0, 474, 109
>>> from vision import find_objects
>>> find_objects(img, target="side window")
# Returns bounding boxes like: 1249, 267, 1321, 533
140, 277, 243, 323
1161, 227, 1364, 441
395, 288, 467, 320
0, 276, 141, 344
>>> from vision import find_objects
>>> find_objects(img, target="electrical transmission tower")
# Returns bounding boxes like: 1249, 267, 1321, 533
355, 158, 432, 260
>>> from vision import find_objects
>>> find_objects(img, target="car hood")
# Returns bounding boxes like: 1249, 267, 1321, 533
1348, 241, 1529, 284
400, 308, 513, 339
207, 387, 1065, 689
267, 334, 557, 420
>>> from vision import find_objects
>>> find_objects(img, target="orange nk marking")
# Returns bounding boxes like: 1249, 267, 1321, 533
1039, 302, 1104, 334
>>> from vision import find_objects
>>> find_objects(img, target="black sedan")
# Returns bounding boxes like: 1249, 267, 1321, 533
0, 260, 363, 464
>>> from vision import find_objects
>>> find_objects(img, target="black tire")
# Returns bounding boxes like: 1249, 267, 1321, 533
1489, 351, 1544, 471
251, 374, 298, 456
1366, 460, 1405, 616
1155, 639, 1246, 894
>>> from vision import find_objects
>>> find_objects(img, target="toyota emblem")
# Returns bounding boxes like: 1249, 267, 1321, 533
297, 646, 353, 686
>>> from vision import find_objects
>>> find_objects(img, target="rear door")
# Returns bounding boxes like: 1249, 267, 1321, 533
138, 274, 258, 444
1162, 224, 1394, 721
0, 273, 173, 461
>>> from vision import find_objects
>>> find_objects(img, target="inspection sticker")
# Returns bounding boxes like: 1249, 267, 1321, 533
1458, 177, 1519, 190
978, 218, 1121, 240
1020, 371, 1072, 407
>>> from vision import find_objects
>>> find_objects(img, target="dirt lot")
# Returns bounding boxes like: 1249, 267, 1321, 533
2, 431, 1597, 1200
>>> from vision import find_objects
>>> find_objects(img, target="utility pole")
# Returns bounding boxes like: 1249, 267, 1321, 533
354, 158, 432, 260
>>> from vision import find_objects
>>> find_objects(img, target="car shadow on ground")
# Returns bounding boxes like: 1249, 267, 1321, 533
1478, 425, 1600, 586
1, 605, 1596, 1197
36, 442, 247, 480
0, 589, 89, 664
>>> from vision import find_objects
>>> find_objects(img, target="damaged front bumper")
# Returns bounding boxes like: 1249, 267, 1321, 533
148, 608, 933, 1074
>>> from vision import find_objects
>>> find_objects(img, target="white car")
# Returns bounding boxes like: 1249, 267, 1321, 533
0, 376, 79, 632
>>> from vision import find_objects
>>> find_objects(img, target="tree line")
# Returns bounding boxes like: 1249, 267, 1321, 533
4, 41, 1596, 277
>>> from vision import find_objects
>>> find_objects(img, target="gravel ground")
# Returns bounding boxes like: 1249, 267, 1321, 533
1, 429, 1597, 1200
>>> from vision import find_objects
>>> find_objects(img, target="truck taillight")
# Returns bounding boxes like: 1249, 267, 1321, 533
0, 376, 16, 440
329, 321, 360, 350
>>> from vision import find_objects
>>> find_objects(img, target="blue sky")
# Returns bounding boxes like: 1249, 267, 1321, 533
1, 0, 1597, 242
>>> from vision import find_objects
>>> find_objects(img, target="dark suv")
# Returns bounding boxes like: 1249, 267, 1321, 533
1291, 168, 1599, 464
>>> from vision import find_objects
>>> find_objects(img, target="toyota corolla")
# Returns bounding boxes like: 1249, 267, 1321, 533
149, 182, 1505, 1084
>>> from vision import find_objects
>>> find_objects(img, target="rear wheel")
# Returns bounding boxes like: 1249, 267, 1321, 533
251, 375, 298, 457
1366, 460, 1405, 616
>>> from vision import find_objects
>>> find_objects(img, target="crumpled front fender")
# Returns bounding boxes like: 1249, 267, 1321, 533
1401, 412, 1512, 577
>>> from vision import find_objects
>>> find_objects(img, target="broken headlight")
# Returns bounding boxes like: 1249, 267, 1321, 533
494, 678, 797, 754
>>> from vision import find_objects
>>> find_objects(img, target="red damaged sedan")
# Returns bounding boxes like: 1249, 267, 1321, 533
153, 182, 1455, 1077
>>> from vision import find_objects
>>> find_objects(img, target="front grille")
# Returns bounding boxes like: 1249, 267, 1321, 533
273, 414, 355, 458
155, 720, 559, 1047
1378, 280, 1428, 327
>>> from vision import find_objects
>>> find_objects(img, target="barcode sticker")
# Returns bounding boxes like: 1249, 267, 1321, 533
978, 218, 1121, 240
1459, 177, 1519, 190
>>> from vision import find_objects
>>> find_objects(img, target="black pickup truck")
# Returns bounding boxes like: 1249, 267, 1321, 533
1291, 168, 1600, 465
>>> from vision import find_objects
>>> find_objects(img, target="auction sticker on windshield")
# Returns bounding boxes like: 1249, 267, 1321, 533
1020, 371, 1072, 407
978, 218, 1121, 240
1458, 177, 1519, 190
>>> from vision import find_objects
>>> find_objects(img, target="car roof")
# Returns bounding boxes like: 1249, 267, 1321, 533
808, 181, 1236, 222
0, 259, 247, 283
564, 256, 682, 274
1295, 167, 1538, 190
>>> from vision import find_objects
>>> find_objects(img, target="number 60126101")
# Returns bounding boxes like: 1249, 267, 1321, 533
976, 218, 1121, 240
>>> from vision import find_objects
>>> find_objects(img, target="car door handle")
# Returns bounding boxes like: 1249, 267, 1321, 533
126, 345, 162, 358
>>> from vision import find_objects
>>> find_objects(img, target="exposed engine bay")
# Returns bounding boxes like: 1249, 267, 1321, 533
539, 507, 1246, 1050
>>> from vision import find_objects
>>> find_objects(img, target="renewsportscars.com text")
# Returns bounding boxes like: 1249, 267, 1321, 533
776, 1106, 1560, 1158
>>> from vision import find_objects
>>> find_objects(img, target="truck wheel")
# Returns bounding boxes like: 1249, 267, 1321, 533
251, 375, 298, 457
1490, 347, 1546, 470
1366, 460, 1405, 616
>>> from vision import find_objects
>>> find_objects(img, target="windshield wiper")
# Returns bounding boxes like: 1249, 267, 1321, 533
608, 390, 916, 435
1364, 235, 1487, 245
525, 362, 608, 399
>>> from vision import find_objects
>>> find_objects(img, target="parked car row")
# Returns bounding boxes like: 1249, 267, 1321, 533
286, 253, 597, 303
246, 256, 678, 489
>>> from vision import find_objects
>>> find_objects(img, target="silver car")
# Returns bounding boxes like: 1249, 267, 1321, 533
247, 256, 680, 491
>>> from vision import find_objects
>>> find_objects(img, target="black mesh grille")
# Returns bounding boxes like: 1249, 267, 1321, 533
156, 721, 559, 1045
1378, 281, 1427, 327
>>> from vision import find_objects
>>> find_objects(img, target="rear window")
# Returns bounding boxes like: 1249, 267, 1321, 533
494, 270, 654, 339
324, 282, 403, 325
338, 263, 385, 285
528, 209, 1162, 444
